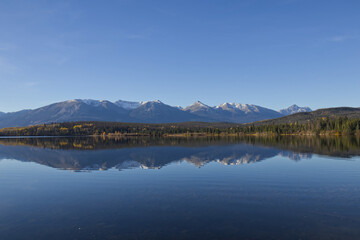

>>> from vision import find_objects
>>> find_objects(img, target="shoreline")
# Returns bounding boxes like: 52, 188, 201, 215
0, 132, 359, 138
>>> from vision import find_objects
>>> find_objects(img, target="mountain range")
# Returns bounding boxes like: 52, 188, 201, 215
0, 99, 311, 128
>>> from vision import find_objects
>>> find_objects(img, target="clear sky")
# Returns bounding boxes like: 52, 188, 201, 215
0, 0, 359, 112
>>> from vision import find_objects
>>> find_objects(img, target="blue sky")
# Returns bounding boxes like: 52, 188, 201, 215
0, 0, 359, 112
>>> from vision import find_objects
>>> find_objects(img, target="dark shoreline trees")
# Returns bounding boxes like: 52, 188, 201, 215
0, 117, 359, 137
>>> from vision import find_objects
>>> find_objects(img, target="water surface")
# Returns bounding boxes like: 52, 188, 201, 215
0, 136, 360, 239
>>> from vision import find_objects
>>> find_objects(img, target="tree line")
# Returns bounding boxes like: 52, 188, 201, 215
0, 117, 359, 136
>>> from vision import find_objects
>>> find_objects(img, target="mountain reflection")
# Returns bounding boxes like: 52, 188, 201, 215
0, 136, 359, 171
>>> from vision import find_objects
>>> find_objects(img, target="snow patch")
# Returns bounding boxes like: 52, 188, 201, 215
216, 103, 260, 113
115, 100, 142, 110
279, 104, 312, 115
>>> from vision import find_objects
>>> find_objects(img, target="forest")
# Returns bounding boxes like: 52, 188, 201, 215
0, 116, 359, 137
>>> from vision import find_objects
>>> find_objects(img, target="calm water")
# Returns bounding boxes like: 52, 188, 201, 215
0, 136, 360, 240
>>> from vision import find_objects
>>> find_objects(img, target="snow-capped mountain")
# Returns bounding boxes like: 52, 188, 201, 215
0, 99, 309, 128
76, 99, 107, 107
184, 101, 212, 112
279, 104, 312, 115
0, 99, 130, 128
216, 103, 261, 113
213, 103, 283, 123
183, 101, 220, 119
114, 100, 142, 110
130, 100, 200, 123
184, 102, 283, 123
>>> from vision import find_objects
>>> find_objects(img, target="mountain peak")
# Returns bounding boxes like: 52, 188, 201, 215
216, 103, 259, 113
184, 101, 212, 112
216, 102, 235, 110
195, 100, 206, 105
141, 100, 164, 105
279, 105, 312, 115
192, 101, 210, 108
289, 104, 300, 108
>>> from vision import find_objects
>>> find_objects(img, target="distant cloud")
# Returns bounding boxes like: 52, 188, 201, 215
0, 57, 17, 73
0, 44, 17, 73
24, 82, 39, 87
13, 81, 40, 90
121, 28, 154, 40
328, 35, 352, 42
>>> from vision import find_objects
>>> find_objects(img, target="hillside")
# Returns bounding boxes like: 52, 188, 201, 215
254, 107, 360, 125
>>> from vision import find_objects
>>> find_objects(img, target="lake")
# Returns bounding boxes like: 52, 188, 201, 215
0, 136, 360, 239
